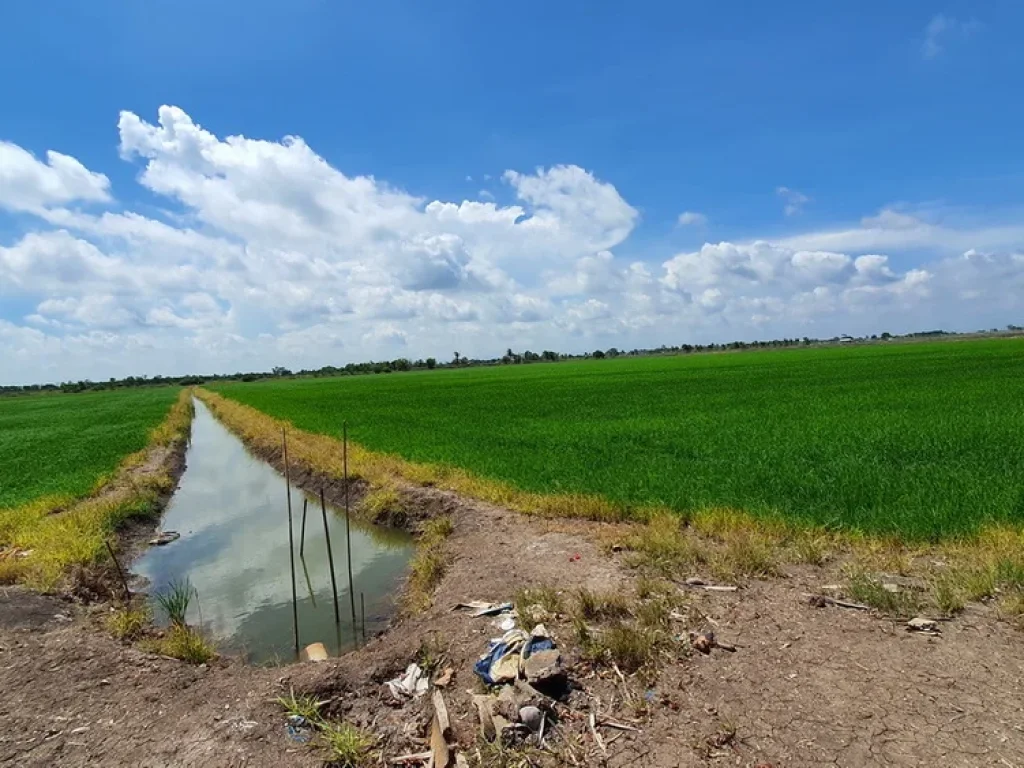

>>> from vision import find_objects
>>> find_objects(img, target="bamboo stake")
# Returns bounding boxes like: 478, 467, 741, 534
104, 539, 131, 602
299, 497, 309, 558
344, 422, 358, 642
320, 487, 342, 627
283, 428, 300, 658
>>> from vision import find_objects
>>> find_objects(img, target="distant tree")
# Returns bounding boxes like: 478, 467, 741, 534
593, 349, 606, 359
880, 332, 892, 340
271, 366, 291, 377
426, 357, 437, 369
606, 347, 619, 357
453, 351, 461, 365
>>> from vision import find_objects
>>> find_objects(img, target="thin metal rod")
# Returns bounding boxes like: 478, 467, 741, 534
320, 487, 342, 627
300, 555, 317, 607
104, 539, 131, 602
361, 591, 366, 643
344, 422, 358, 641
299, 497, 308, 558
283, 427, 300, 658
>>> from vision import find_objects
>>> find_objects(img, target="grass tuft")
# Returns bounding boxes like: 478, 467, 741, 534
404, 515, 454, 613
845, 572, 922, 618
142, 625, 216, 664
154, 578, 193, 626
319, 721, 374, 767
106, 604, 151, 641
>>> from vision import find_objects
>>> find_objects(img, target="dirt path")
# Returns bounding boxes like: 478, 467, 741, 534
3, 487, 1023, 767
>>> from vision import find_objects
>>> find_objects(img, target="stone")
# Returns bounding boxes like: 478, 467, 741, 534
907, 617, 940, 633
519, 706, 543, 733
523, 649, 563, 684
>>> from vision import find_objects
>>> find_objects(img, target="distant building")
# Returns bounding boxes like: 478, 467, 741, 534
839, 335, 855, 344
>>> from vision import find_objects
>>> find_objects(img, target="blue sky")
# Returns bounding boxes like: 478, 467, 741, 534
1, 1, 1023, 383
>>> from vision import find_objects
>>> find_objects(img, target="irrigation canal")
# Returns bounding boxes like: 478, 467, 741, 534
134, 399, 413, 664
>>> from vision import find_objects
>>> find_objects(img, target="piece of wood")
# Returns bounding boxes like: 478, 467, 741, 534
432, 689, 451, 739
430, 715, 450, 768
391, 752, 431, 765
599, 719, 641, 733
588, 712, 607, 756
803, 593, 870, 611
472, 696, 496, 742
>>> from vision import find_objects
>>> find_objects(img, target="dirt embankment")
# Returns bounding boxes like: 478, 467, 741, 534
4, 479, 1024, 767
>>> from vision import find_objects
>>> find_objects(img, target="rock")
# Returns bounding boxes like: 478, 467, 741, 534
907, 617, 940, 633
524, 649, 563, 684
882, 583, 900, 593
690, 631, 715, 654
494, 685, 521, 721
685, 577, 706, 586
519, 705, 543, 733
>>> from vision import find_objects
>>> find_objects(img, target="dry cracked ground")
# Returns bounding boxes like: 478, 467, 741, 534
2, 487, 1023, 767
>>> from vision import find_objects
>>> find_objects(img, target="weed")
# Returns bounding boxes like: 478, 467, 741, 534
142, 625, 215, 664
404, 515, 454, 613
277, 688, 325, 722
472, 737, 546, 767
712, 531, 779, 580
319, 721, 374, 767
624, 513, 705, 576
930, 575, 965, 617
845, 572, 922, 617
574, 587, 630, 622
583, 621, 661, 674
791, 532, 833, 566
361, 484, 402, 520
514, 585, 564, 626
415, 632, 447, 675
106, 604, 151, 640
155, 578, 194, 626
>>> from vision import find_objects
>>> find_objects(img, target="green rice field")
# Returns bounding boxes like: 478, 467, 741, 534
0, 387, 181, 511
214, 339, 1024, 540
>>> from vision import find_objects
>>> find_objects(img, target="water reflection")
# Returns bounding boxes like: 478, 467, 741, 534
134, 399, 413, 664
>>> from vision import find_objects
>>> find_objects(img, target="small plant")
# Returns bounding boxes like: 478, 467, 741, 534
155, 578, 194, 626
514, 585, 563, 626
846, 572, 922, 618
106, 604, 151, 640
404, 515, 454, 613
143, 625, 216, 664
361, 484, 403, 521
583, 621, 661, 675
319, 721, 374, 767
575, 587, 630, 622
416, 632, 447, 675
713, 531, 779, 580
930, 575, 965, 617
277, 687, 325, 722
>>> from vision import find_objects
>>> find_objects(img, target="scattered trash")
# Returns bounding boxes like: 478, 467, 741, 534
907, 617, 940, 634
496, 615, 517, 632
286, 714, 313, 743
386, 663, 429, 700
433, 666, 454, 687
302, 642, 328, 662
148, 531, 180, 546
454, 601, 514, 617
569, 553, 581, 562
391, 751, 432, 765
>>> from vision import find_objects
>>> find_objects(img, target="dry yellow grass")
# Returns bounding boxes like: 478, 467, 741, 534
0, 389, 193, 589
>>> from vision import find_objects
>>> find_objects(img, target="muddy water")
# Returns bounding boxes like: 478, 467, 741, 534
134, 399, 413, 664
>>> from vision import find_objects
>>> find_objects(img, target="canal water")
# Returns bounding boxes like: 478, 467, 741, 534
133, 399, 413, 664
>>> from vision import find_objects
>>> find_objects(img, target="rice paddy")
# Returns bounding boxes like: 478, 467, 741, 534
212, 339, 1024, 540
0, 387, 182, 511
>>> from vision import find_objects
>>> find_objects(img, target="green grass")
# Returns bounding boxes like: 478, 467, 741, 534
0, 388, 181, 510
211, 339, 1024, 539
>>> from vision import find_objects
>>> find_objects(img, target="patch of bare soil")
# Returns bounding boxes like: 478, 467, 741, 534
3, 484, 1023, 767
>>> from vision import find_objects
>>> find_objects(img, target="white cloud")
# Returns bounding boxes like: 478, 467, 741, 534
922, 14, 981, 59
677, 211, 707, 227
1, 105, 1023, 384
0, 142, 110, 213
776, 186, 810, 216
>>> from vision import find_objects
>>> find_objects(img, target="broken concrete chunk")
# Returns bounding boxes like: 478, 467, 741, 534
524, 649, 563, 684
301, 642, 328, 662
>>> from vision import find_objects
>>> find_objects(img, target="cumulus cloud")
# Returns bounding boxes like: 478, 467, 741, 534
1, 105, 1023, 384
0, 142, 111, 212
